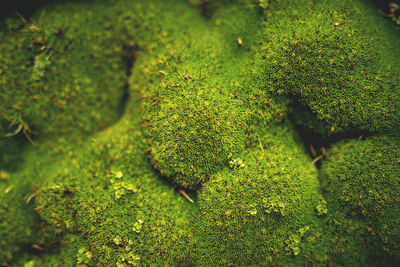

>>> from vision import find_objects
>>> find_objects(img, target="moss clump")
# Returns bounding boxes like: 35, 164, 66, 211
13, 234, 90, 267
145, 88, 248, 189
259, 0, 400, 135
135, 12, 255, 189
0, 0, 127, 142
1, 0, 399, 265
0, 170, 56, 265
320, 135, 400, 265
28, 94, 196, 265
195, 121, 328, 265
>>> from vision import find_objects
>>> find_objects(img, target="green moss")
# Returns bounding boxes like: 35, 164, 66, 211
195, 121, 329, 265
13, 234, 90, 267
0, 0, 127, 142
0, 169, 57, 265
0, 0, 399, 265
145, 85, 248, 189
258, 0, 400, 135
26, 94, 197, 265
320, 135, 400, 265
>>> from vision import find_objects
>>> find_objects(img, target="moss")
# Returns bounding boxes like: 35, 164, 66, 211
320, 135, 400, 265
135, 1, 285, 189
145, 90, 248, 189
195, 121, 329, 265
13, 234, 90, 267
0, 0, 127, 143
25, 93, 197, 265
0, 169, 57, 265
258, 0, 400, 135
0, 0, 399, 265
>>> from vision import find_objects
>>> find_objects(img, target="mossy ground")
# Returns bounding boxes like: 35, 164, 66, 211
0, 0, 399, 265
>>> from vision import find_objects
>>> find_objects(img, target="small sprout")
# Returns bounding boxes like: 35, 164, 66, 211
112, 181, 137, 199
113, 235, 122, 245
285, 226, 309, 256
258, 0, 269, 9
32, 53, 50, 80
77, 247, 92, 266
0, 170, 9, 180
24, 261, 35, 267
229, 158, 245, 169
315, 199, 328, 216
133, 219, 144, 233
249, 209, 257, 216
263, 200, 286, 216
113, 170, 123, 179
298, 225, 310, 237
117, 251, 140, 266
292, 247, 301, 256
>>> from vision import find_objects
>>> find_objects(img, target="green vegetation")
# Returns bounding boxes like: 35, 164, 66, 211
320, 135, 400, 265
258, 0, 400, 135
195, 121, 329, 265
0, 0, 399, 265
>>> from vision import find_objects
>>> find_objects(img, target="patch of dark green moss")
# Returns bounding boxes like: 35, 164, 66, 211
258, 0, 400, 136
320, 135, 400, 265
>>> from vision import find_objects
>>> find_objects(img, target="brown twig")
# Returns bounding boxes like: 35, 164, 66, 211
257, 136, 265, 154
179, 189, 194, 203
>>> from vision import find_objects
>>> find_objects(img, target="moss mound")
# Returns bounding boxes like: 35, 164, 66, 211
0, 0, 127, 142
10, 98, 195, 265
259, 0, 400, 135
320, 135, 400, 265
146, 89, 248, 189
195, 121, 328, 265
0, 0, 399, 265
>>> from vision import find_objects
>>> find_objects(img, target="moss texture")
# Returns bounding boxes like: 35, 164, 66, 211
258, 0, 400, 135
320, 135, 400, 265
0, 0, 399, 265
195, 121, 329, 265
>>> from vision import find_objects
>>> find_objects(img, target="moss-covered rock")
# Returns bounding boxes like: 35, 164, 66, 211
320, 135, 400, 265
26, 94, 196, 265
259, 0, 400, 135
1, 0, 399, 265
195, 121, 328, 265
0, 0, 127, 142
0, 169, 56, 265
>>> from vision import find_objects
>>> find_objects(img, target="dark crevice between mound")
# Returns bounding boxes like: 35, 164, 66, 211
188, 1, 216, 19
145, 155, 198, 204
0, 125, 35, 172
288, 98, 370, 169
118, 42, 139, 116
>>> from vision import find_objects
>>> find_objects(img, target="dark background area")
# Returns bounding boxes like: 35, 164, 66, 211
1, 0, 400, 17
